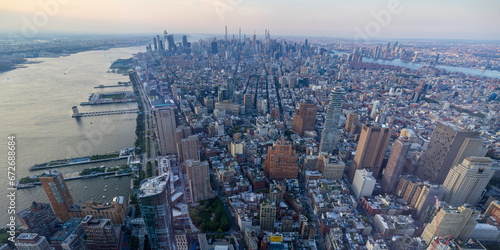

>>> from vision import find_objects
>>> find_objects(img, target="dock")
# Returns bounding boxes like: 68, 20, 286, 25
30, 156, 127, 171
94, 85, 130, 89
71, 106, 138, 118
80, 91, 136, 106
80, 100, 136, 105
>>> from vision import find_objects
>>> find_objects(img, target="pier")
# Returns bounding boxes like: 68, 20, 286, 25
80, 91, 136, 105
29, 156, 128, 171
15, 172, 132, 189
94, 84, 131, 89
71, 106, 138, 118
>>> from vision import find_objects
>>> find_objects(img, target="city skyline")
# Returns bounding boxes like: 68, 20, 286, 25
1, 0, 500, 40
1, 1, 500, 247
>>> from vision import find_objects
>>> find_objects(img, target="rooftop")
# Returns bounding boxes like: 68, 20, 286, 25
17, 233, 39, 240
138, 173, 170, 198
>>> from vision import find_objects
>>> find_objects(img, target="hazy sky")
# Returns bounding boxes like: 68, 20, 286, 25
1, 0, 499, 40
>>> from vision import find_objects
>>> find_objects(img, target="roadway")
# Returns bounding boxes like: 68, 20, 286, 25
131, 72, 158, 177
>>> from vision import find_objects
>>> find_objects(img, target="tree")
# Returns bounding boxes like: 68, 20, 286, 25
220, 215, 230, 231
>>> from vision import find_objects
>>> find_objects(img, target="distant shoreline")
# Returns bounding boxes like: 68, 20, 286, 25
0, 44, 146, 74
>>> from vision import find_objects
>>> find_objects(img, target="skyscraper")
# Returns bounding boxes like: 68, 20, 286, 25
157, 34, 164, 52
345, 112, 359, 132
15, 233, 51, 250
181, 135, 200, 162
380, 136, 411, 194
319, 87, 345, 154
349, 124, 392, 181
138, 174, 175, 249
175, 126, 191, 161
186, 160, 214, 203
224, 25, 228, 42
413, 184, 445, 218
370, 100, 380, 119
264, 141, 298, 180
155, 107, 177, 155
81, 215, 121, 250
211, 41, 218, 54
415, 122, 481, 184
182, 35, 189, 50
39, 170, 75, 223
421, 204, 480, 245
167, 34, 175, 53
244, 94, 253, 113
18, 202, 59, 239
227, 77, 234, 101
292, 102, 317, 136
452, 137, 487, 168
442, 157, 494, 207
252, 31, 257, 51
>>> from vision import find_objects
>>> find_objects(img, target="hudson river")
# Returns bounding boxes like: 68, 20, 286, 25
0, 46, 144, 226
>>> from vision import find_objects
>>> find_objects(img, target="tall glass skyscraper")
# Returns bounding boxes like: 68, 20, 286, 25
138, 173, 175, 249
319, 87, 345, 154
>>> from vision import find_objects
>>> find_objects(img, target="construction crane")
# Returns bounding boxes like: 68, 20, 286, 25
430, 196, 452, 250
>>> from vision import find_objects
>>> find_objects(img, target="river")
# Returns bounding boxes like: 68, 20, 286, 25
332, 50, 500, 79
0, 46, 145, 226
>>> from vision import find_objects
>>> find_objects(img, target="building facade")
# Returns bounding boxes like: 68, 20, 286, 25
155, 107, 177, 155
186, 160, 214, 203
264, 141, 298, 180
380, 136, 411, 194
319, 87, 345, 154
345, 112, 359, 132
318, 154, 345, 180
421, 205, 480, 244
260, 202, 277, 232
442, 157, 494, 207
81, 215, 120, 250
39, 170, 75, 223
415, 121, 480, 184
18, 202, 59, 239
77, 196, 127, 225
352, 169, 376, 198
138, 174, 175, 249
181, 135, 200, 162
349, 124, 392, 181
292, 102, 317, 136
15, 233, 51, 250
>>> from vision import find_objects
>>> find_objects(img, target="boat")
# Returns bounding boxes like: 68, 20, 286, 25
15, 184, 35, 189
115, 188, 119, 191
84, 186, 88, 189
104, 176, 109, 179
104, 189, 107, 192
